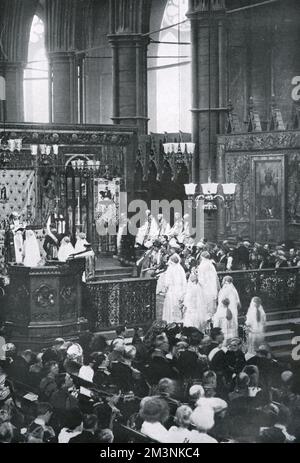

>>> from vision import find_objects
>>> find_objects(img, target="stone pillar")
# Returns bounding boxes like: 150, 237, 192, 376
108, 0, 151, 134
45, 0, 78, 124
49, 52, 78, 124
0, 61, 24, 123
187, 0, 227, 184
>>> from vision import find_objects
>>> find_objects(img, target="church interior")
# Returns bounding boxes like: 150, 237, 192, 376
0, 0, 300, 445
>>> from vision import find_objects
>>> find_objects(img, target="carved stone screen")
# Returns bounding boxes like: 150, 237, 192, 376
94, 178, 121, 254
251, 155, 285, 243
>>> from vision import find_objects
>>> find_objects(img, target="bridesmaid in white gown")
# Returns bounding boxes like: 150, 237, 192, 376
183, 266, 208, 331
162, 254, 187, 323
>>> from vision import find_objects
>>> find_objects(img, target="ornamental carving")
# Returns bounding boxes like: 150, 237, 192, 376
60, 285, 77, 306
34, 284, 56, 310
225, 132, 300, 152
87, 279, 156, 331
287, 153, 300, 223
0, 131, 132, 147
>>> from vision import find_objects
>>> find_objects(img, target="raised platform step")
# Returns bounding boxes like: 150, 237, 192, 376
265, 329, 294, 343
265, 308, 300, 322
266, 317, 300, 333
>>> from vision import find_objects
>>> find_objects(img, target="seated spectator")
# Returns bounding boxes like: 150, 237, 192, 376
139, 396, 170, 443
26, 402, 56, 443
110, 346, 140, 393
92, 353, 113, 389
79, 354, 95, 383
202, 370, 218, 398
41, 338, 65, 366
7, 349, 33, 385
69, 413, 99, 443
145, 334, 179, 384
108, 340, 125, 366
189, 405, 218, 443
29, 353, 44, 388
50, 373, 78, 426
111, 325, 127, 350
58, 408, 83, 443
39, 361, 59, 401
188, 384, 205, 408
246, 344, 281, 390
0, 366, 12, 405
224, 338, 246, 381
167, 405, 193, 443
89, 334, 108, 354
63, 344, 83, 375
153, 378, 181, 427
0, 421, 15, 443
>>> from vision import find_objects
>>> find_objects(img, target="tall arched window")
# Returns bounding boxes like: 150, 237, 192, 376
150, 0, 191, 133
24, 15, 49, 123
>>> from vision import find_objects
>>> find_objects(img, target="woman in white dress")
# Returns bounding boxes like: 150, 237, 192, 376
213, 276, 240, 341
212, 297, 237, 343
197, 251, 220, 319
245, 296, 266, 356
183, 265, 208, 331
162, 254, 187, 324
23, 229, 41, 267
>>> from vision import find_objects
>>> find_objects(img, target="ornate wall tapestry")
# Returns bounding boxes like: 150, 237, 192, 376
0, 170, 36, 222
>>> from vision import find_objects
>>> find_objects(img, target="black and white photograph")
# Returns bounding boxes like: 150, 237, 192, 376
0, 0, 300, 450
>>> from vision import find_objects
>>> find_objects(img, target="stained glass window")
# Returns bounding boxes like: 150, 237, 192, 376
149, 0, 191, 133
24, 15, 49, 123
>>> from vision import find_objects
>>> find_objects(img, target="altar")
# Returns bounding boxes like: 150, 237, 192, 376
5, 259, 87, 349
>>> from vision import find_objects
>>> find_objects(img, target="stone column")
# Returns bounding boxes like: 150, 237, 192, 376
108, 0, 151, 134
187, 0, 227, 240
0, 62, 24, 122
45, 0, 78, 124
187, 0, 227, 184
48, 52, 78, 124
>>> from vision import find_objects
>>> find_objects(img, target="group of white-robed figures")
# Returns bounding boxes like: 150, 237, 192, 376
160, 251, 266, 356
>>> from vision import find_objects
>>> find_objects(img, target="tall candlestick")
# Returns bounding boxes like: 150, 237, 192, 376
77, 195, 80, 225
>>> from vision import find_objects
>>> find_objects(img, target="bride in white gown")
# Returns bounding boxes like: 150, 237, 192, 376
162, 254, 187, 324
197, 251, 220, 319
183, 265, 208, 331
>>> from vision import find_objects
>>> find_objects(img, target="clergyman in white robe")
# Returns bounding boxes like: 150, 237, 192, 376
58, 237, 75, 262
23, 229, 41, 267
14, 230, 24, 264
162, 254, 187, 323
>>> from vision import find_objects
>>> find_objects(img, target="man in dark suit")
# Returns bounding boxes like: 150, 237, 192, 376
232, 240, 250, 270
69, 414, 99, 443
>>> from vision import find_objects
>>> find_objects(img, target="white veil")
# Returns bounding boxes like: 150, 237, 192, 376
23, 230, 41, 267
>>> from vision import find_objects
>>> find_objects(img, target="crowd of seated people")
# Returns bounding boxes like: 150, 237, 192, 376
137, 236, 300, 280
1, 322, 300, 444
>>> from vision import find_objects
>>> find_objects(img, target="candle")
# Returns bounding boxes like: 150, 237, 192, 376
77, 195, 80, 225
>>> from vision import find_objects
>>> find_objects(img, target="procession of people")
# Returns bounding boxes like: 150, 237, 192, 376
134, 210, 270, 357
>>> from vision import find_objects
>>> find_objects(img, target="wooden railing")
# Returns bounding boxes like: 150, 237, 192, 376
86, 267, 300, 331
86, 277, 157, 331
218, 266, 300, 314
